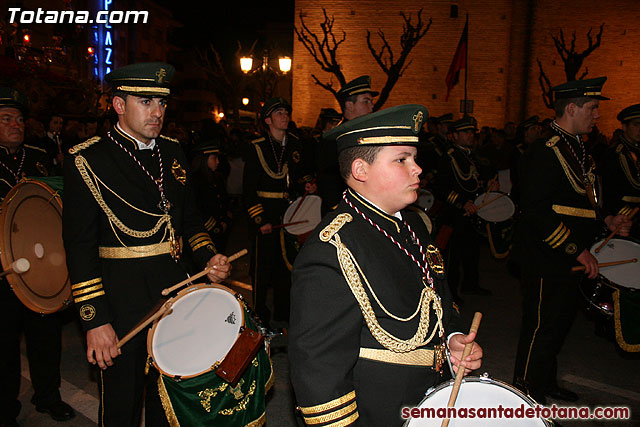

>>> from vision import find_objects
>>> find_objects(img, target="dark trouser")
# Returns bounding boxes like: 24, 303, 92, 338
513, 275, 579, 401
446, 215, 480, 292
98, 332, 168, 427
0, 287, 63, 423
251, 232, 291, 323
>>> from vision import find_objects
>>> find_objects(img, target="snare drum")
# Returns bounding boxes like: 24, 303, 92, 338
405, 376, 551, 426
281, 195, 322, 270
589, 238, 640, 290
0, 178, 70, 313
149, 284, 273, 424
474, 192, 515, 259
416, 189, 435, 212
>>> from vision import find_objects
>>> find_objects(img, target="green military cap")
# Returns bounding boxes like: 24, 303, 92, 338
450, 116, 476, 132
436, 113, 454, 124
191, 139, 221, 155
324, 104, 428, 153
616, 104, 640, 123
551, 76, 609, 101
105, 62, 174, 97
519, 115, 539, 130
337, 76, 379, 101
319, 107, 342, 120
0, 87, 28, 113
261, 97, 291, 120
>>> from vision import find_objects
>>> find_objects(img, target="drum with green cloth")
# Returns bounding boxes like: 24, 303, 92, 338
148, 284, 273, 426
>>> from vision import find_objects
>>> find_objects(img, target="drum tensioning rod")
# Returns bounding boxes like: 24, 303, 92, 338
441, 312, 483, 427
161, 249, 248, 296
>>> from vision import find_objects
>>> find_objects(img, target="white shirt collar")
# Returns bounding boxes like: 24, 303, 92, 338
117, 123, 156, 150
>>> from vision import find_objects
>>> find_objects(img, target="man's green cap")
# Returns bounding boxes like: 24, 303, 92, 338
450, 116, 476, 132
105, 62, 175, 97
192, 139, 221, 156
0, 87, 28, 113
261, 97, 291, 121
551, 76, 609, 101
519, 115, 539, 130
324, 104, 428, 153
617, 104, 640, 123
319, 108, 342, 120
337, 76, 379, 101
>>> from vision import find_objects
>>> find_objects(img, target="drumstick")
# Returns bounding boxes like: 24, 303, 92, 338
441, 312, 483, 427
116, 300, 173, 349
594, 207, 639, 253
571, 258, 637, 272
161, 249, 248, 296
475, 193, 506, 210
289, 190, 309, 223
0, 258, 30, 278
224, 279, 253, 291
271, 220, 309, 230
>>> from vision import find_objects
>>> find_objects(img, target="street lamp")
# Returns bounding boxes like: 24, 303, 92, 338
240, 57, 253, 73
278, 56, 292, 73
239, 51, 292, 74
242, 97, 250, 106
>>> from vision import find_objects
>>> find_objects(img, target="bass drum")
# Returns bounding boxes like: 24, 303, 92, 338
405, 375, 551, 426
0, 177, 70, 314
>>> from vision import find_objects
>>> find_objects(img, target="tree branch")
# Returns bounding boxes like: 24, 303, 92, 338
537, 58, 554, 110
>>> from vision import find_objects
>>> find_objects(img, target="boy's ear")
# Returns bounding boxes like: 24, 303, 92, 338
351, 158, 368, 182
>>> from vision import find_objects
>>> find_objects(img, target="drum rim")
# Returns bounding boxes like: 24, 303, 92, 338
0, 179, 69, 314
283, 194, 322, 235
404, 375, 550, 426
589, 238, 640, 291
147, 283, 245, 379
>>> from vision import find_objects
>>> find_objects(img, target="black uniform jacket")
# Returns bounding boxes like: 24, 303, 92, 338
435, 145, 481, 215
515, 125, 601, 278
243, 130, 308, 229
62, 126, 216, 333
0, 143, 52, 199
600, 134, 640, 216
289, 188, 460, 427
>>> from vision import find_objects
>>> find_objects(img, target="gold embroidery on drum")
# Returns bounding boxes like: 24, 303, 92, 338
79, 304, 96, 321
198, 383, 228, 413
229, 379, 245, 399
218, 380, 257, 415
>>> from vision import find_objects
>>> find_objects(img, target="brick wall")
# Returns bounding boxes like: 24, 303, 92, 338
293, 0, 640, 138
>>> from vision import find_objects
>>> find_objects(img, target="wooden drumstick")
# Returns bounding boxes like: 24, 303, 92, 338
161, 249, 248, 296
476, 193, 506, 210
271, 220, 309, 230
571, 258, 637, 272
289, 190, 309, 223
224, 279, 253, 291
595, 207, 639, 253
0, 258, 30, 278
441, 312, 483, 427
116, 301, 173, 349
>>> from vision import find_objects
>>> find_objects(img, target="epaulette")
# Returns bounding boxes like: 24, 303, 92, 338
319, 213, 352, 242
545, 135, 560, 147
23, 144, 47, 154
69, 136, 100, 155
251, 137, 265, 144
160, 134, 180, 144
616, 144, 624, 153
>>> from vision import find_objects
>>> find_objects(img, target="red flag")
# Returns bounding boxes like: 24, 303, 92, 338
445, 17, 468, 101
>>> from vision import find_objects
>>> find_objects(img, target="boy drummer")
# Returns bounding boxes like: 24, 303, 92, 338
289, 104, 482, 426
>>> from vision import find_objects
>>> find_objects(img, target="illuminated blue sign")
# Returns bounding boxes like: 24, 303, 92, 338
93, 0, 114, 81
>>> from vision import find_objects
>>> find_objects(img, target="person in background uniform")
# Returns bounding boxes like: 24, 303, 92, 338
62, 63, 231, 427
289, 105, 482, 427
38, 114, 64, 172
435, 116, 494, 299
317, 76, 377, 214
510, 116, 542, 206
418, 113, 453, 189
0, 88, 75, 427
600, 104, 640, 238
513, 77, 631, 405
243, 97, 313, 327
188, 139, 232, 252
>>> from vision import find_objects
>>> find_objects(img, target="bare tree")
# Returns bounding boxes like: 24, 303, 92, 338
295, 8, 431, 110
537, 24, 604, 109
294, 8, 347, 99
366, 9, 431, 110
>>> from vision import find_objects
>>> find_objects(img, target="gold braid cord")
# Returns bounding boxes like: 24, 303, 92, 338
449, 153, 479, 193
253, 143, 288, 180
328, 233, 443, 353
75, 155, 171, 245
619, 152, 640, 190
551, 146, 596, 195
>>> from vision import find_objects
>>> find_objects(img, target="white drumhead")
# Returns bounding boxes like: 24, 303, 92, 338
417, 190, 435, 211
590, 239, 640, 290
405, 377, 546, 426
474, 192, 515, 223
283, 195, 322, 235
150, 285, 243, 377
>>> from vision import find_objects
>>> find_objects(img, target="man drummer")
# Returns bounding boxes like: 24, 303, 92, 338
513, 77, 631, 405
600, 103, 640, 238
0, 88, 75, 425
289, 105, 482, 426
62, 63, 231, 426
